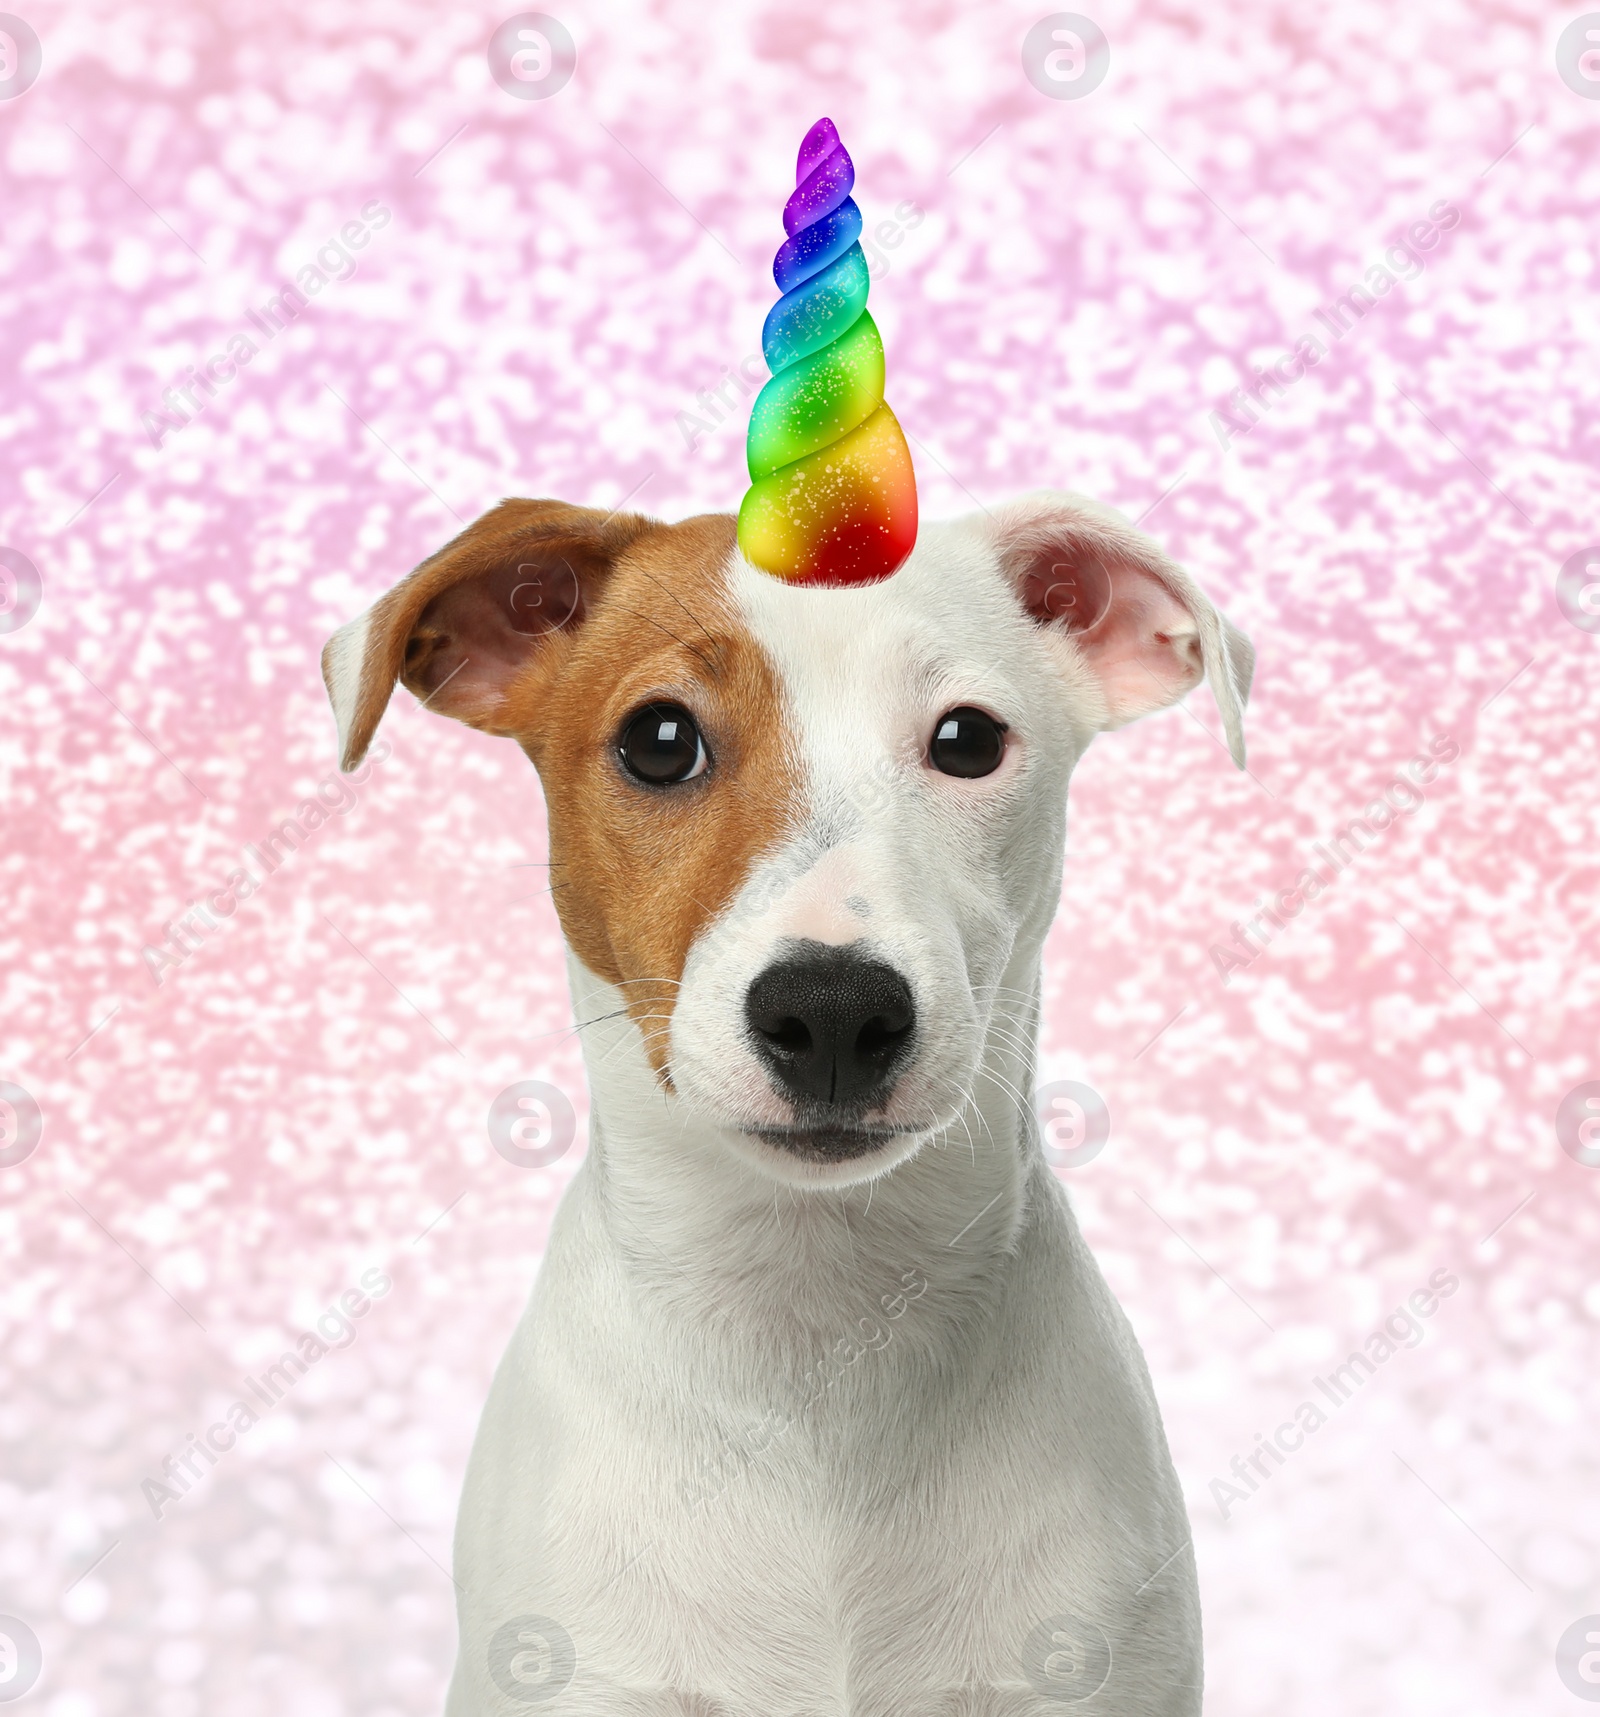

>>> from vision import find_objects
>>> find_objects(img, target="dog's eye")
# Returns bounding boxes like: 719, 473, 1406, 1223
618, 703, 708, 785
928, 707, 1007, 779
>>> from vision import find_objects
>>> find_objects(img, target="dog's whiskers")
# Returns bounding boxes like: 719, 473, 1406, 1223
572, 1006, 632, 1032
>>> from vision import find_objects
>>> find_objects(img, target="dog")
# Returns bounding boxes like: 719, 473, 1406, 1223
322, 488, 1252, 1715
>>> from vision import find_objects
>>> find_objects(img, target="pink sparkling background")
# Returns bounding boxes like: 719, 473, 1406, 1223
3, 1, 1599, 1712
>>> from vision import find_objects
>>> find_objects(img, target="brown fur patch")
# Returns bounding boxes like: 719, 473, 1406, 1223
368, 505, 802, 1075
514, 517, 799, 1073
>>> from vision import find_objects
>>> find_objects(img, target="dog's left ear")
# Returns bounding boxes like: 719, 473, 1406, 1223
321, 498, 655, 772
985, 491, 1254, 767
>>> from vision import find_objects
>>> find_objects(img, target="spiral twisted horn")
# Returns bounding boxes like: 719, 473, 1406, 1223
737, 118, 918, 586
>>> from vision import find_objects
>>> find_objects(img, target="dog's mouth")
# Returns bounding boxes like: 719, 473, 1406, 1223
745, 1124, 910, 1163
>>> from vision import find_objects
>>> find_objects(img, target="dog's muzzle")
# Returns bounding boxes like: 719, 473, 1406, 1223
744, 939, 916, 1143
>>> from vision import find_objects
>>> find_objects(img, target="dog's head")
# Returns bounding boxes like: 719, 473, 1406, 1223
323, 491, 1250, 1186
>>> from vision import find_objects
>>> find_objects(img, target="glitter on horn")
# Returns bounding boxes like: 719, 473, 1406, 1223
737, 117, 918, 587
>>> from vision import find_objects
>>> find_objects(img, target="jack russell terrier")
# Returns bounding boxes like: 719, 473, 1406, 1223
322, 489, 1252, 1714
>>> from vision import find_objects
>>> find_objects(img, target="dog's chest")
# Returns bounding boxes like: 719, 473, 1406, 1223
448, 1180, 1200, 1715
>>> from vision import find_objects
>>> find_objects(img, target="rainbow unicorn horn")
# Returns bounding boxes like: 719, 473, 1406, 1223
737, 118, 918, 587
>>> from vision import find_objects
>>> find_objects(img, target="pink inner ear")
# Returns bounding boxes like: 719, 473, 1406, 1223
499, 559, 582, 636
405, 558, 584, 717
1020, 550, 1113, 632
1080, 564, 1206, 723
1021, 543, 1205, 725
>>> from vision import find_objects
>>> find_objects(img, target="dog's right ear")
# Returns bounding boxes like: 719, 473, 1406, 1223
321, 499, 654, 772
980, 490, 1254, 768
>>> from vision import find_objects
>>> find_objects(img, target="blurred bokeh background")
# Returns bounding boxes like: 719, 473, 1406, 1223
3, 0, 1598, 1711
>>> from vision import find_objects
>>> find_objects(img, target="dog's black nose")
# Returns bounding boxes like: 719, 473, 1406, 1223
745, 942, 916, 1109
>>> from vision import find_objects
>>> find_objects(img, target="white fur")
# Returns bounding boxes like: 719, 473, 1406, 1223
436, 503, 1247, 1715
323, 608, 372, 768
